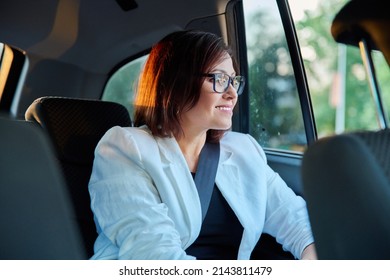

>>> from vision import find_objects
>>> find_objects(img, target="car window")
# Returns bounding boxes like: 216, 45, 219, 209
242, 0, 306, 152
289, 0, 390, 138
0, 42, 29, 116
102, 55, 148, 120
374, 51, 390, 123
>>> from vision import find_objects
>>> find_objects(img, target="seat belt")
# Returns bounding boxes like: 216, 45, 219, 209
194, 142, 220, 221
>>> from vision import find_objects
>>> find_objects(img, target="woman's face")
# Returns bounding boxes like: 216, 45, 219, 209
180, 55, 238, 136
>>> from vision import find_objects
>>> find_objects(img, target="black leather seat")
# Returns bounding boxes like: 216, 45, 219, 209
0, 116, 87, 259
302, 130, 390, 259
25, 96, 132, 257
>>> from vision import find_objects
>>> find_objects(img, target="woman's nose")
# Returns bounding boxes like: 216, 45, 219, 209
223, 82, 238, 99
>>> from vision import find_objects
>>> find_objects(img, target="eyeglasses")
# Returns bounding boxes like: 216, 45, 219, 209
202, 73, 245, 95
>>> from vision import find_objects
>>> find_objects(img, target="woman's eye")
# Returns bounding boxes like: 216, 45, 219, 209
216, 76, 226, 85
216, 78, 225, 86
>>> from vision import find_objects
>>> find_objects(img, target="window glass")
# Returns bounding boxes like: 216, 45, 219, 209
102, 55, 148, 119
374, 51, 390, 121
243, 0, 306, 152
289, 0, 389, 138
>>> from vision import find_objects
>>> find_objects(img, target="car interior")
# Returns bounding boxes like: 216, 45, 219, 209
0, 0, 389, 260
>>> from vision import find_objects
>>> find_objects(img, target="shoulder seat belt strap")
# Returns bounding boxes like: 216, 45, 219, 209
194, 142, 220, 221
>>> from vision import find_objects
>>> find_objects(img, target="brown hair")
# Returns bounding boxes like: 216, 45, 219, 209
133, 30, 238, 143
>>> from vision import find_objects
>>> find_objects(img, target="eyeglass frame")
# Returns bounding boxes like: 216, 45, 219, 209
201, 73, 245, 95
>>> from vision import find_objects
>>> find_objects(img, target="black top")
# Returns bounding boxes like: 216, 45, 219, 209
186, 178, 243, 259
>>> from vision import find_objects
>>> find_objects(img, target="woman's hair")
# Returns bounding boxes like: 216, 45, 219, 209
133, 30, 238, 143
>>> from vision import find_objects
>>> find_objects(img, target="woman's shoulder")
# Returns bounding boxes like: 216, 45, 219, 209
222, 130, 257, 145
221, 131, 266, 160
95, 125, 161, 162
103, 125, 153, 140
97, 125, 158, 152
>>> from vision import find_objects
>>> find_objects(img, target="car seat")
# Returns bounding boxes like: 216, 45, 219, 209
25, 96, 132, 257
0, 116, 87, 259
302, 130, 390, 259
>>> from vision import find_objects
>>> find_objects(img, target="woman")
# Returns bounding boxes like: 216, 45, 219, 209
88, 30, 316, 260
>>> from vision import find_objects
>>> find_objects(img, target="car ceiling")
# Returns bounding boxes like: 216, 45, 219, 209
0, 0, 232, 116
0, 0, 229, 73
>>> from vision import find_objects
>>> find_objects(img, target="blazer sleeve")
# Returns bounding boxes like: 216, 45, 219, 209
88, 126, 194, 260
246, 134, 314, 259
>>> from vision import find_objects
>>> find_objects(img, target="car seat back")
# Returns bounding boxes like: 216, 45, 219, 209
302, 130, 390, 259
25, 96, 132, 257
0, 116, 87, 259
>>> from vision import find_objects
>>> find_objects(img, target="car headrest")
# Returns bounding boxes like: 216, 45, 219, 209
331, 0, 390, 65
25, 96, 132, 164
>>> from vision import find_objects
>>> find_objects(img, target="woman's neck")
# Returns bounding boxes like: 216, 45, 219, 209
175, 132, 207, 173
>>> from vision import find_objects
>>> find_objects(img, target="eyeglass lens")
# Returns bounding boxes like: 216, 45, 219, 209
214, 73, 243, 94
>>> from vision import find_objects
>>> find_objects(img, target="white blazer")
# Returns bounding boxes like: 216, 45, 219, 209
88, 126, 314, 260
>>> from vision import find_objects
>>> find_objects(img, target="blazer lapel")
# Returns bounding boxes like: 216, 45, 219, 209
216, 145, 263, 230
216, 147, 244, 220
154, 137, 202, 248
